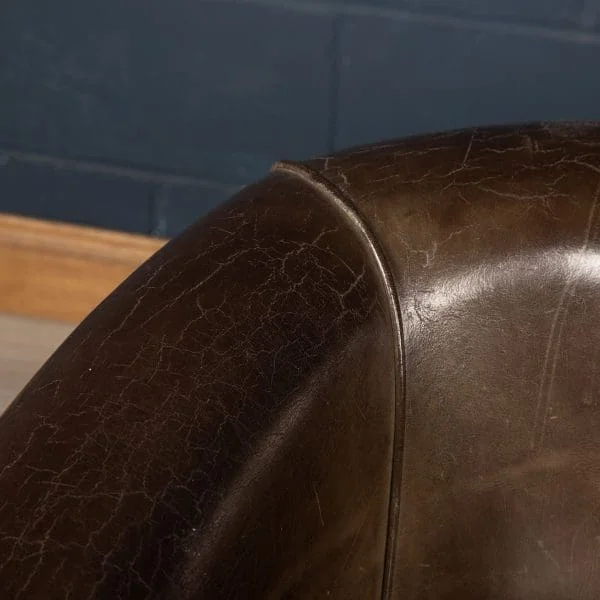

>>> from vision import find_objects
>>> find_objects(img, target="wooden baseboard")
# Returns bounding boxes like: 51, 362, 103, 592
0, 213, 166, 324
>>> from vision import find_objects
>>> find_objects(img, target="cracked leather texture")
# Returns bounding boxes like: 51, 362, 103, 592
2, 121, 600, 599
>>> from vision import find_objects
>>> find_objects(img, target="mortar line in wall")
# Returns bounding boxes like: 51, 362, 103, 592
0, 148, 241, 193
149, 187, 159, 237
326, 13, 343, 154
203, 0, 600, 45
580, 0, 598, 29
149, 186, 170, 238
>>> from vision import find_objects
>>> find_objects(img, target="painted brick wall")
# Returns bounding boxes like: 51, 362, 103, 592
1, 0, 600, 237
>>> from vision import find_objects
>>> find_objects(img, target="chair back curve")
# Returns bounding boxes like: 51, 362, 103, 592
300, 121, 600, 600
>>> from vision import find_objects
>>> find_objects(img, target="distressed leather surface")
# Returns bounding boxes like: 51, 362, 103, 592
2, 121, 600, 598
0, 173, 397, 598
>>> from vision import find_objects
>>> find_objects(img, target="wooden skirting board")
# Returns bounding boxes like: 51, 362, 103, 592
0, 213, 166, 324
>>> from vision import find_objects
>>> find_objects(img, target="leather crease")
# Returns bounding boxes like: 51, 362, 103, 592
271, 160, 406, 600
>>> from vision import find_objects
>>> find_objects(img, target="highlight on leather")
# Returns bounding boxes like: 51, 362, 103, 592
2, 121, 600, 599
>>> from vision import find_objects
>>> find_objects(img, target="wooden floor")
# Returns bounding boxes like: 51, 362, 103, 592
0, 214, 163, 413
0, 313, 73, 412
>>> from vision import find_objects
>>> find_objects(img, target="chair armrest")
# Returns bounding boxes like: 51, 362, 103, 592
0, 171, 398, 599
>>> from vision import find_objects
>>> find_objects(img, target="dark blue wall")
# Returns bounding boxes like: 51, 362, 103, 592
2, 0, 600, 237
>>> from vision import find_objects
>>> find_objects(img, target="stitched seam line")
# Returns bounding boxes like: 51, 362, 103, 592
271, 160, 406, 600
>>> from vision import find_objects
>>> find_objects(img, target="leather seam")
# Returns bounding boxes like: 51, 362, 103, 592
271, 160, 406, 600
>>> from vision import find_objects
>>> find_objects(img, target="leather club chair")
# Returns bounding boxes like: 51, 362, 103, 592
1, 121, 599, 599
